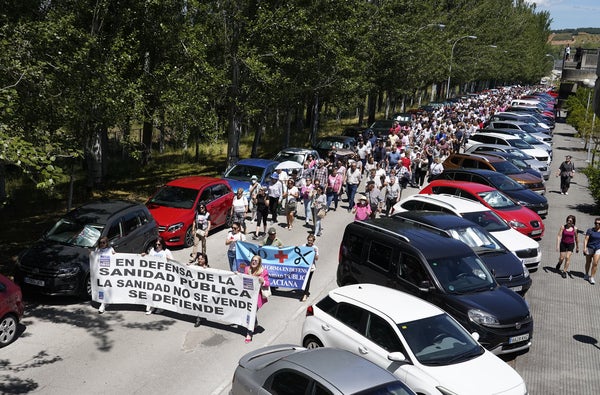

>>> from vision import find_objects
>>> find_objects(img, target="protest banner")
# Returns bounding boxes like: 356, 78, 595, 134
90, 252, 260, 330
235, 241, 314, 289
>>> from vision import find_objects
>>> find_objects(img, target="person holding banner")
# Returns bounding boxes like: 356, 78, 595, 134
301, 235, 319, 302
144, 236, 173, 315
95, 236, 115, 314
244, 255, 270, 343
226, 222, 246, 271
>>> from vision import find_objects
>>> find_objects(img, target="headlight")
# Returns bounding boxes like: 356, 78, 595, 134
516, 200, 529, 207
57, 266, 81, 277
468, 308, 499, 326
522, 262, 530, 278
509, 220, 527, 229
167, 222, 184, 233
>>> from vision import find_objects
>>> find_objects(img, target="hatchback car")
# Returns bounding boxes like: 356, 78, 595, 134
231, 345, 415, 395
147, 176, 233, 248
421, 180, 545, 239
433, 168, 549, 218
442, 153, 545, 194
395, 212, 531, 294
302, 284, 528, 395
15, 200, 158, 297
222, 158, 280, 194
392, 194, 542, 271
313, 136, 357, 159
0, 274, 24, 347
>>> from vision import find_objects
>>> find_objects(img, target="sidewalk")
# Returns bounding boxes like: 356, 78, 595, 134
513, 122, 600, 394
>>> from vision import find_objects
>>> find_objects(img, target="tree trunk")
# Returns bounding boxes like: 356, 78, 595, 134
367, 92, 377, 125
283, 109, 291, 148
227, 54, 241, 168
84, 126, 105, 190
310, 93, 319, 146
142, 120, 153, 165
251, 114, 266, 157
0, 162, 6, 205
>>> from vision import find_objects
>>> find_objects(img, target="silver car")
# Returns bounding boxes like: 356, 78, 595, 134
465, 143, 550, 180
231, 344, 415, 395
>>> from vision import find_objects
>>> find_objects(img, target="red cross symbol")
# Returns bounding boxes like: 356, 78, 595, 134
274, 250, 288, 263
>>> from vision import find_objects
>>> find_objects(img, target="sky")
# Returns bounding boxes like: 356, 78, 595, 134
525, 0, 600, 30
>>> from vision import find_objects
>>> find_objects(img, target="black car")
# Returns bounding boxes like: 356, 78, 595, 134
394, 212, 532, 295
312, 136, 357, 159
434, 168, 548, 217
364, 120, 394, 138
337, 218, 533, 354
15, 200, 158, 298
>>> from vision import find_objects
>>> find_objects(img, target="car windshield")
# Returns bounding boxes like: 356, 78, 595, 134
519, 124, 539, 134
487, 173, 526, 192
477, 190, 518, 209
273, 152, 305, 164
398, 314, 483, 366
447, 227, 504, 253
45, 218, 103, 247
148, 185, 199, 209
507, 139, 533, 150
491, 161, 521, 174
370, 120, 394, 129
224, 164, 264, 182
461, 210, 510, 232
520, 134, 541, 145
505, 148, 533, 160
428, 253, 495, 293
315, 139, 344, 150
506, 157, 529, 169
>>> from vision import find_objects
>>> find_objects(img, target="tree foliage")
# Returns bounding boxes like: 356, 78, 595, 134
0, 0, 553, 197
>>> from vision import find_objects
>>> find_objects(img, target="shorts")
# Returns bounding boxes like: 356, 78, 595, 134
285, 201, 297, 214
587, 247, 600, 255
559, 242, 574, 252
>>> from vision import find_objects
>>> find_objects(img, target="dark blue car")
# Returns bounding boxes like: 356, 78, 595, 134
222, 158, 279, 196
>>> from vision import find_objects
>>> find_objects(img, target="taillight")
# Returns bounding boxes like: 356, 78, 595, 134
306, 305, 314, 316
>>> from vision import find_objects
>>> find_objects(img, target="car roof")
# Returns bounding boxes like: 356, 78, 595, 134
66, 199, 142, 224
489, 120, 528, 126
166, 176, 228, 189
234, 158, 280, 167
472, 132, 520, 140
348, 217, 473, 260
330, 283, 445, 323
317, 135, 354, 142
426, 179, 497, 193
276, 147, 316, 154
396, 211, 484, 231
401, 193, 489, 214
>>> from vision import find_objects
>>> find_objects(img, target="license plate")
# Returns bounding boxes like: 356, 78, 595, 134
531, 229, 542, 235
538, 210, 548, 215
509, 333, 530, 344
510, 285, 523, 292
24, 277, 45, 287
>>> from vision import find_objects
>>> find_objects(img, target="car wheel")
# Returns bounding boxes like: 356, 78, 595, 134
302, 336, 323, 349
184, 226, 195, 248
80, 274, 91, 299
0, 314, 18, 347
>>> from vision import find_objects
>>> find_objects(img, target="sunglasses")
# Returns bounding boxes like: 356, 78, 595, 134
232, 226, 240, 230
155, 243, 162, 246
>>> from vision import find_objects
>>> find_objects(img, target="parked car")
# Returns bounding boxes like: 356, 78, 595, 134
392, 194, 542, 271
487, 112, 551, 133
272, 147, 320, 166
420, 180, 545, 239
433, 168, 549, 218
392, 112, 412, 126
364, 120, 395, 138
465, 132, 550, 165
222, 158, 280, 194
481, 128, 552, 157
231, 344, 416, 395
15, 200, 158, 297
442, 153, 546, 194
464, 144, 550, 180
395, 211, 531, 294
313, 136, 357, 159
0, 274, 24, 347
487, 121, 552, 142
147, 176, 233, 248
302, 284, 528, 394
337, 219, 533, 355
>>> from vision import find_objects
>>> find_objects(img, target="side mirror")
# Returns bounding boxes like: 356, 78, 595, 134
387, 352, 407, 363
418, 280, 432, 293
471, 332, 480, 342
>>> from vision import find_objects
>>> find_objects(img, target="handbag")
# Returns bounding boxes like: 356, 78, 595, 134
196, 229, 206, 237
317, 208, 327, 219
261, 286, 271, 298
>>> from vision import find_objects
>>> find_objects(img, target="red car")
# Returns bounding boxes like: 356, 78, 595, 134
1, 274, 24, 347
146, 176, 234, 248
420, 180, 544, 239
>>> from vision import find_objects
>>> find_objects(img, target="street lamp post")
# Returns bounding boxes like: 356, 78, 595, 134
446, 35, 477, 99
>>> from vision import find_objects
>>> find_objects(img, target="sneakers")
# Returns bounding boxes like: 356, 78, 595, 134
584, 274, 590, 281
590, 277, 596, 285
565, 192, 569, 195
561, 271, 567, 279
98, 303, 106, 314
146, 307, 154, 315
555, 262, 561, 271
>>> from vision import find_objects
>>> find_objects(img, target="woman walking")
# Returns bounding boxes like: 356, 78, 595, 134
583, 218, 600, 285
556, 215, 579, 278
190, 203, 211, 262
243, 255, 270, 343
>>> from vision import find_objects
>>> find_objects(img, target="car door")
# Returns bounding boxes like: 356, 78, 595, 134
322, 302, 369, 354
205, 183, 232, 227
112, 211, 144, 253
361, 238, 396, 288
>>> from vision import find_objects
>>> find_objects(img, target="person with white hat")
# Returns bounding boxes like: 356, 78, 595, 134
352, 194, 371, 221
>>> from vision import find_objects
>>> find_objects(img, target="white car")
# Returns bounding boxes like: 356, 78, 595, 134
301, 284, 527, 395
392, 194, 541, 270
465, 132, 550, 165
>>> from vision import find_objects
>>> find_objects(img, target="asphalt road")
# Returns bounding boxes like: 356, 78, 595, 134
3, 121, 599, 395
